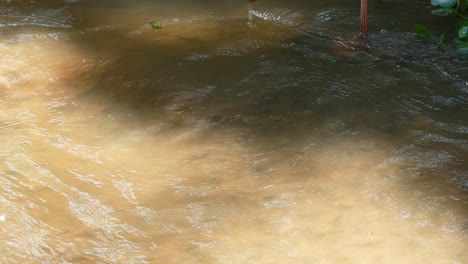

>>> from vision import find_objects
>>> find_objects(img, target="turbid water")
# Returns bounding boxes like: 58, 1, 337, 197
0, 0, 467, 263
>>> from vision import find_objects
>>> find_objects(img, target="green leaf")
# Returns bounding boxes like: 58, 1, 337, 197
414, 24, 431, 41
456, 39, 468, 53
455, 37, 468, 45
149, 21, 162, 30
431, 7, 455, 16
431, 0, 457, 8
436, 33, 445, 48
457, 17, 468, 28
458, 0, 468, 12
458, 26, 468, 38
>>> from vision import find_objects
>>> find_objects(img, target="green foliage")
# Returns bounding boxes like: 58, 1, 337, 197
413, 24, 446, 48
431, 7, 454, 16
456, 17, 468, 28
431, 0, 457, 8
457, 0, 468, 11
437, 33, 446, 47
149, 21, 162, 30
455, 38, 468, 53
459, 26, 468, 38
415, 0, 468, 51
414, 24, 432, 40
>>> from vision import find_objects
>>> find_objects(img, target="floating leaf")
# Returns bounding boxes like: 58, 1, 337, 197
413, 24, 431, 40
431, 7, 454, 16
149, 21, 162, 30
431, 0, 457, 8
458, 26, 468, 39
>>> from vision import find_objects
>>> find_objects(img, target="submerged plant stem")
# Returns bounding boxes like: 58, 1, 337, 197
361, 0, 368, 36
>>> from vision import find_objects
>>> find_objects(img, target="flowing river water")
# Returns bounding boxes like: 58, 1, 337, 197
0, 0, 467, 263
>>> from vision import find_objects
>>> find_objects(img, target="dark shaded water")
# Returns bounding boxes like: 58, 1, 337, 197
0, 0, 467, 263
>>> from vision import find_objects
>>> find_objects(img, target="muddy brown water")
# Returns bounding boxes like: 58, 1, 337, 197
0, 0, 467, 263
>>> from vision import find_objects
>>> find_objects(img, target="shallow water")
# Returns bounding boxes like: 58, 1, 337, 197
0, 0, 467, 263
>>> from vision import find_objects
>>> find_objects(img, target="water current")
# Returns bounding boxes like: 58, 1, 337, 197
0, 0, 467, 263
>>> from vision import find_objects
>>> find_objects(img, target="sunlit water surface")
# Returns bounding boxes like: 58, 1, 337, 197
0, 0, 467, 263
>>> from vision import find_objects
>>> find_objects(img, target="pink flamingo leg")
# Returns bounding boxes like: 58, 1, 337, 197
360, 0, 368, 37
